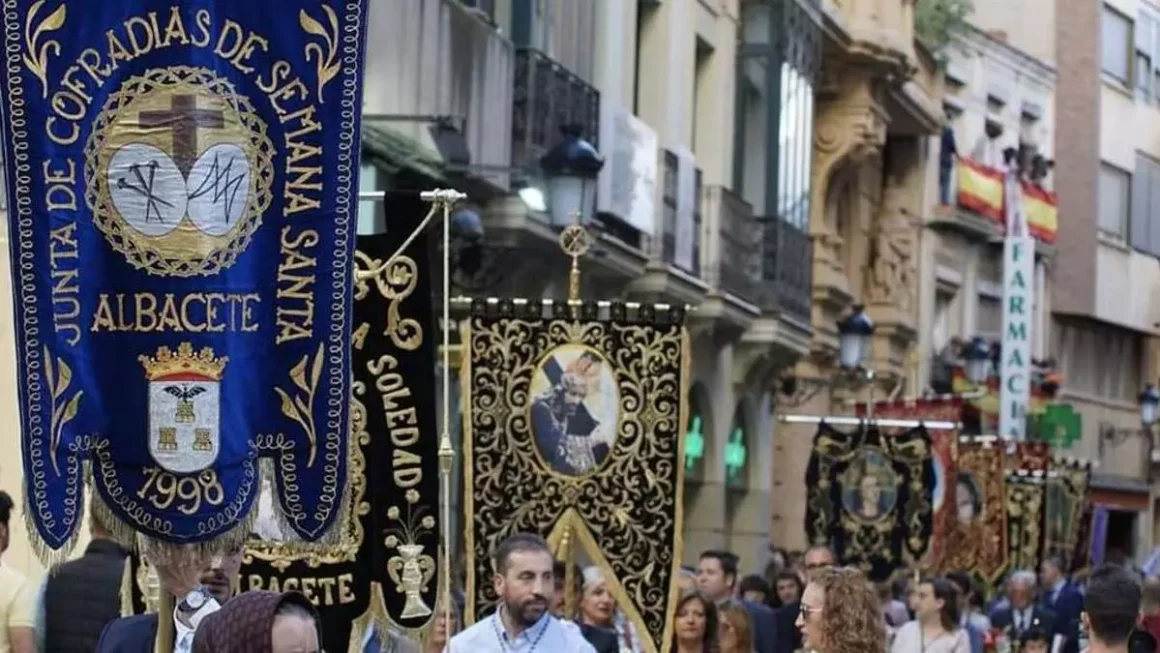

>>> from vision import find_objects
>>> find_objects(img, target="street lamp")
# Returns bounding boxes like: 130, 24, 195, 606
515, 182, 547, 212
836, 305, 875, 370
961, 336, 992, 385
1141, 384, 1160, 427
539, 125, 605, 227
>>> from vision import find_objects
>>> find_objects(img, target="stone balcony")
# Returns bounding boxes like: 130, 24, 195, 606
824, 0, 917, 71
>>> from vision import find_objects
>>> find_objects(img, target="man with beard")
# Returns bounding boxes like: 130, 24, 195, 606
93, 541, 244, 653
447, 533, 595, 652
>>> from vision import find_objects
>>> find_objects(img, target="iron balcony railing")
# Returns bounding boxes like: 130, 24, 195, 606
702, 185, 761, 304
511, 47, 600, 170
759, 216, 812, 324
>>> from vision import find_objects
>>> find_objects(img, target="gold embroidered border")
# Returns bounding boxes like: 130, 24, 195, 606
462, 311, 688, 653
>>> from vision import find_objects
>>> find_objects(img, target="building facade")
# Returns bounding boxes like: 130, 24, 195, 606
356, 0, 824, 571
771, 0, 943, 551
915, 23, 1057, 417
1053, 0, 1160, 559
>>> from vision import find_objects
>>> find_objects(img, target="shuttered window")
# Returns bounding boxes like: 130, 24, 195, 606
1130, 153, 1160, 256
1101, 163, 1131, 241
1103, 5, 1133, 84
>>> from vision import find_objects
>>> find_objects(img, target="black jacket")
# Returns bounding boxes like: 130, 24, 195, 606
578, 622, 620, 653
991, 605, 1058, 638
44, 538, 130, 653
775, 601, 802, 653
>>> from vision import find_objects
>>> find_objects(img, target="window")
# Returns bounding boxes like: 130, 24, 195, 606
1099, 163, 1131, 240
932, 285, 961, 354
1130, 153, 1160, 256
1138, 5, 1160, 101
1103, 5, 1133, 84
1056, 319, 1142, 401
977, 293, 1002, 339
661, 150, 678, 264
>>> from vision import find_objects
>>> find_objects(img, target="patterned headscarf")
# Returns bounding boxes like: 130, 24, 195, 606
191, 590, 320, 653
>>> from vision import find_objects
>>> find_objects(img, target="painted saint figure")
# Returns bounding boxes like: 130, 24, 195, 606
529, 350, 615, 475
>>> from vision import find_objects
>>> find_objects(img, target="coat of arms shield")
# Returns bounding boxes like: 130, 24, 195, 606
140, 343, 228, 474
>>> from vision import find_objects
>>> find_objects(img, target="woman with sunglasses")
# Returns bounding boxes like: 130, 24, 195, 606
795, 566, 885, 653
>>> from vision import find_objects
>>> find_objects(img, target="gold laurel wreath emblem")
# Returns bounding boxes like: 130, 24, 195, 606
43, 347, 82, 476
299, 6, 341, 104
21, 0, 65, 98
273, 343, 325, 468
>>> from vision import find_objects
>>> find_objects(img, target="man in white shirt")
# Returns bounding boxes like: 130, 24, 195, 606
447, 533, 595, 653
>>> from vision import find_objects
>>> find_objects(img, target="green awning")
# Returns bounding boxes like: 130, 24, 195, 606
360, 121, 446, 181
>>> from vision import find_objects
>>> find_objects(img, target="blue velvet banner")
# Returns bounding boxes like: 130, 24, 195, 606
0, 0, 368, 553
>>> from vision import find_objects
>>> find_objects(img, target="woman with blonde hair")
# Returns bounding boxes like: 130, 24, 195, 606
578, 565, 643, 653
795, 566, 886, 653
718, 601, 755, 653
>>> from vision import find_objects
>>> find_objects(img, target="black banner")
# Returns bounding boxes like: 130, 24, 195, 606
804, 423, 935, 581
124, 193, 442, 653
463, 299, 688, 652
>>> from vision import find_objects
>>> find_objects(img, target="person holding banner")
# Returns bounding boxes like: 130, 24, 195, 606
95, 544, 244, 653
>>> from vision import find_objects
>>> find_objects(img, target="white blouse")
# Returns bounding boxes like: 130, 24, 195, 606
890, 621, 970, 653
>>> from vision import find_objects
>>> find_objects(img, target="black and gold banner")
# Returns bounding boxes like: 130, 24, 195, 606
463, 299, 687, 653
804, 423, 935, 582
1003, 442, 1049, 576
1071, 502, 1094, 574
1044, 460, 1091, 567
123, 194, 442, 653
1003, 472, 1045, 575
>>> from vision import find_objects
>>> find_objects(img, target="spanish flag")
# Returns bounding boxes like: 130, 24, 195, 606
954, 158, 1058, 243
1023, 183, 1059, 244
956, 158, 1004, 222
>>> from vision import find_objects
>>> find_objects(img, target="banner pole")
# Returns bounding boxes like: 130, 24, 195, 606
155, 592, 174, 652
431, 190, 459, 643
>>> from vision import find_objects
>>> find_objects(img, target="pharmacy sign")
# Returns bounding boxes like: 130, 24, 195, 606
1000, 169, 1035, 440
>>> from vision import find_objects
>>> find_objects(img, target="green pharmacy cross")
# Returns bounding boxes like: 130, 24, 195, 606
685, 416, 705, 470
725, 428, 747, 482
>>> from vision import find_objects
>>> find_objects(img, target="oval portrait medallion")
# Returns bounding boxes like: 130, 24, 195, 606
840, 448, 899, 524
85, 66, 276, 277
527, 344, 620, 477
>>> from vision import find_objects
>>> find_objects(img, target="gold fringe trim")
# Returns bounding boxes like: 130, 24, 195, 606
119, 551, 135, 617
24, 459, 88, 568
249, 454, 357, 557
88, 474, 260, 571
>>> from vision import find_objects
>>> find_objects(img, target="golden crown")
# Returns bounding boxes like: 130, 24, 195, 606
138, 342, 228, 381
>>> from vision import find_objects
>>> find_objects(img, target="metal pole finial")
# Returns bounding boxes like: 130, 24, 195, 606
558, 212, 593, 302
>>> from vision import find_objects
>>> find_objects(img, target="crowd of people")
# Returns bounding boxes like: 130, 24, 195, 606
0, 488, 1155, 652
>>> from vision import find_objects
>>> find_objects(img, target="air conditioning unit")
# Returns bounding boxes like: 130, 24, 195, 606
597, 103, 658, 235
